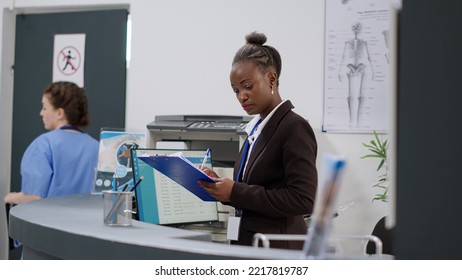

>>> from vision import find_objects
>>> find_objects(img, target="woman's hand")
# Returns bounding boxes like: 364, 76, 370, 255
200, 166, 219, 178
4, 192, 41, 205
198, 177, 234, 202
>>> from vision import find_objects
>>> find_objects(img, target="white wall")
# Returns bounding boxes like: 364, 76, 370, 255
127, 0, 392, 243
0, 0, 392, 258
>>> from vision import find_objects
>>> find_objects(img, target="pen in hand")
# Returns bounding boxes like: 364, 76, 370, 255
200, 148, 210, 169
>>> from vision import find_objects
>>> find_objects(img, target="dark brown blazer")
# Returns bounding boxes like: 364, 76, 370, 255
230, 100, 318, 250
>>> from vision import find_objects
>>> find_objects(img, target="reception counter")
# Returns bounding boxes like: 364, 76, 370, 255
9, 193, 304, 260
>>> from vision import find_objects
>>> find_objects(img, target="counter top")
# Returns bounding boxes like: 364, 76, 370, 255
9, 193, 303, 260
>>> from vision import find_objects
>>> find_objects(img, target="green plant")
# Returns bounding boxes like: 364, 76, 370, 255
361, 131, 389, 202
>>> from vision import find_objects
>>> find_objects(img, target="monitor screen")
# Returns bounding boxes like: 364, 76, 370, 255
130, 148, 218, 225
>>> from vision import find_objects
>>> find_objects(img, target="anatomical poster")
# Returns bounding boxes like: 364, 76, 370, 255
322, 0, 393, 133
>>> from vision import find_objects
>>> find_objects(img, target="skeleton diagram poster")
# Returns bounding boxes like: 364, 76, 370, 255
322, 0, 391, 132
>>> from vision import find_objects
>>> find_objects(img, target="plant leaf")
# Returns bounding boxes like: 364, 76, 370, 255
377, 159, 385, 171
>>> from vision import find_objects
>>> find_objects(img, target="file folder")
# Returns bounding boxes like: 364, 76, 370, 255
138, 155, 217, 201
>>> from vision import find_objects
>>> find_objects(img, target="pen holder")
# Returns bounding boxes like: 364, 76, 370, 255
103, 191, 134, 227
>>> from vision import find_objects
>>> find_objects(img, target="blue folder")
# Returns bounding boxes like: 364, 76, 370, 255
138, 155, 217, 201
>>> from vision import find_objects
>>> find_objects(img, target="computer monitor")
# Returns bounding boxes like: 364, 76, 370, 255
130, 148, 218, 225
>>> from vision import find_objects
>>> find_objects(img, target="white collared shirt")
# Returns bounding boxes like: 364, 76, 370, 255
242, 100, 287, 177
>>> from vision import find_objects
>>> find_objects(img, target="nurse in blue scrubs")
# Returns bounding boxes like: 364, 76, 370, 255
4, 81, 99, 205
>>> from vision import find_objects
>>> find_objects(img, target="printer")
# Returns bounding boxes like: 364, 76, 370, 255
146, 115, 252, 168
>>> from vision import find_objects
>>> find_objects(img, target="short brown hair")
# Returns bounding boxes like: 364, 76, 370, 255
43, 81, 90, 127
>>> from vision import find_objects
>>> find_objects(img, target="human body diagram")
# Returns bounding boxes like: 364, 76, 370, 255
338, 22, 374, 127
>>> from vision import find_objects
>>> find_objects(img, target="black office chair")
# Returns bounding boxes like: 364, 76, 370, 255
366, 216, 394, 255
5, 204, 22, 259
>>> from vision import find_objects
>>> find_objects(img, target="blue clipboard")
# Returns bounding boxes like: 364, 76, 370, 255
138, 155, 217, 201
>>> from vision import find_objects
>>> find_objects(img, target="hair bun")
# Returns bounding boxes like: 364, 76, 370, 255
245, 32, 267, 46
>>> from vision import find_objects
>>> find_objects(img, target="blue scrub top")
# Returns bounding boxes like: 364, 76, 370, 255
20, 129, 99, 198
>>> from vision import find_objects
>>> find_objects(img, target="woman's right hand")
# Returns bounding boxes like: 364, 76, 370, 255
200, 166, 219, 178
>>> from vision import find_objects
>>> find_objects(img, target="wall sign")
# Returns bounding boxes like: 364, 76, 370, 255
52, 34, 86, 87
